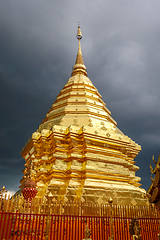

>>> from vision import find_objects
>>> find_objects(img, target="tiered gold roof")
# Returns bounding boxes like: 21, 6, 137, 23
20, 25, 148, 206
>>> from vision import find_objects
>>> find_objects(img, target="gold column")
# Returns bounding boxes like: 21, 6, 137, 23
45, 192, 53, 240
108, 197, 114, 240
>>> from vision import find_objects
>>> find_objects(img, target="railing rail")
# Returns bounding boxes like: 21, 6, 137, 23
0, 195, 159, 218
0, 212, 160, 240
1, 195, 160, 239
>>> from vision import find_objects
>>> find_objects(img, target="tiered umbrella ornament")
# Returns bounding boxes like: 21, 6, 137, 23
22, 179, 38, 202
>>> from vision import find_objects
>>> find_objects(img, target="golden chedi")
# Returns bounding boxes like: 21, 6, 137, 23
20, 25, 148, 206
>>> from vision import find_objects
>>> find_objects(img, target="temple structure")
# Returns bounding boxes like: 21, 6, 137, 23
147, 154, 160, 209
20, 25, 148, 206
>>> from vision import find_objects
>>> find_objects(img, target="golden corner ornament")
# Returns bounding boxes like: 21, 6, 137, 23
19, 24, 149, 207
0, 186, 7, 197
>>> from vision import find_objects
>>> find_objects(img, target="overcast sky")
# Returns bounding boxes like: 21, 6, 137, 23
0, 0, 160, 194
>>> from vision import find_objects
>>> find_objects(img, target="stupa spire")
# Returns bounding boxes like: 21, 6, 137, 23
72, 23, 87, 77
20, 25, 148, 207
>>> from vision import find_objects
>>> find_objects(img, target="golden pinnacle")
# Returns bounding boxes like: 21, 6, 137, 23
77, 23, 82, 40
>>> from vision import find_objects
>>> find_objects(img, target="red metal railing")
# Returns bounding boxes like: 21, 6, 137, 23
0, 211, 160, 240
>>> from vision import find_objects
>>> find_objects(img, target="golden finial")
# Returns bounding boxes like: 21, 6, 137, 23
108, 197, 113, 204
77, 22, 82, 40
0, 186, 7, 197
71, 23, 87, 77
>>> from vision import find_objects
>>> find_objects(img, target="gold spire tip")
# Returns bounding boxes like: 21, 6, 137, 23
77, 23, 82, 40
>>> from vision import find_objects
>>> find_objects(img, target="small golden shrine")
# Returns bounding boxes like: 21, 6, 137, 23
20, 25, 148, 206
147, 154, 160, 209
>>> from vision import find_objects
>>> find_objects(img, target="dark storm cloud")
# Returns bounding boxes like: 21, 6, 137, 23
0, 0, 160, 192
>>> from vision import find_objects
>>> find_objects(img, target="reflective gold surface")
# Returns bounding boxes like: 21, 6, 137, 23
20, 25, 148, 206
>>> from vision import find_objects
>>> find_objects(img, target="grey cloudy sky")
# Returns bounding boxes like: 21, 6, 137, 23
0, 0, 160, 194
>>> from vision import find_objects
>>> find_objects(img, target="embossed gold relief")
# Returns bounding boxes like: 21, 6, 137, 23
20, 25, 148, 206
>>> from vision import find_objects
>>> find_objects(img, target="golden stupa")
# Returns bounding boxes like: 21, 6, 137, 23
20, 25, 148, 206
